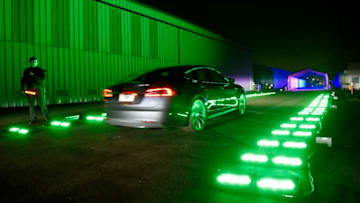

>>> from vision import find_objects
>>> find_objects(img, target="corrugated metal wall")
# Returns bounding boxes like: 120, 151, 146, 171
0, 0, 252, 108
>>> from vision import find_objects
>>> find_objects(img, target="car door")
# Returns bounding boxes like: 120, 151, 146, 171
207, 69, 238, 109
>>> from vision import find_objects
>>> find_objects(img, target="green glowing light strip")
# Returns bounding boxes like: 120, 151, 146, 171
283, 141, 307, 149
18, 129, 29, 134
299, 124, 316, 129
290, 117, 304, 121
272, 156, 302, 166
246, 92, 276, 98
217, 174, 251, 185
241, 153, 268, 163
65, 115, 80, 120
293, 131, 312, 137
271, 130, 290, 136
257, 178, 295, 190
257, 139, 280, 147
86, 116, 105, 121
9, 127, 20, 132
51, 121, 70, 127
280, 123, 296, 129
305, 117, 320, 122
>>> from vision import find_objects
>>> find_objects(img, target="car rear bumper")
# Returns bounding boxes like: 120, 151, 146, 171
106, 110, 166, 128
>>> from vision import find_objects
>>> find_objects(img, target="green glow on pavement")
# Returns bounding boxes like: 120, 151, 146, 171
60, 122, 71, 127
241, 153, 268, 163
257, 178, 295, 190
290, 117, 303, 121
299, 124, 316, 129
280, 123, 296, 129
293, 131, 312, 137
51, 121, 61, 126
271, 130, 290, 136
51, 121, 70, 127
246, 92, 276, 98
283, 141, 307, 149
257, 139, 280, 147
272, 156, 302, 166
217, 174, 251, 185
18, 129, 29, 134
305, 117, 320, 122
9, 127, 20, 132
65, 115, 80, 121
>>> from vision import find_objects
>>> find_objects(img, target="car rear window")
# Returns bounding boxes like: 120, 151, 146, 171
135, 69, 184, 83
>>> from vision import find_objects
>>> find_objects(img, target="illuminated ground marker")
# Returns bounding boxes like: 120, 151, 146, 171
290, 117, 303, 121
305, 117, 320, 122
280, 123, 296, 129
51, 121, 70, 127
18, 129, 29, 134
217, 174, 251, 185
241, 153, 268, 163
283, 141, 307, 149
246, 92, 276, 98
299, 124, 316, 129
257, 178, 295, 190
257, 139, 280, 147
298, 112, 310, 115
272, 156, 302, 166
86, 115, 105, 121
9, 127, 20, 132
293, 131, 312, 137
272, 130, 290, 136
65, 115, 80, 121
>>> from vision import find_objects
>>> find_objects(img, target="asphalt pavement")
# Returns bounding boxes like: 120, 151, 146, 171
0, 91, 359, 202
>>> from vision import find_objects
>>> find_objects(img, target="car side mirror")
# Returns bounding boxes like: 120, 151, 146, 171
228, 78, 235, 84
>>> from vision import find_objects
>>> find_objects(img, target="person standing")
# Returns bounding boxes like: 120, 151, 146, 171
21, 57, 49, 124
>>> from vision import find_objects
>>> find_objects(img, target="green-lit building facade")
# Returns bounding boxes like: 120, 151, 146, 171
0, 0, 253, 108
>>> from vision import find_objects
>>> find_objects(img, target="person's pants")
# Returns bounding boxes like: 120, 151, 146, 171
26, 87, 49, 122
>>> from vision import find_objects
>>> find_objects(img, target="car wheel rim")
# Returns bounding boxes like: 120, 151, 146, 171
239, 94, 246, 114
190, 100, 206, 131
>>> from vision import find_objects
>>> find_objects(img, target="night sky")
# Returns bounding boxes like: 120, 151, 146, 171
135, 0, 359, 76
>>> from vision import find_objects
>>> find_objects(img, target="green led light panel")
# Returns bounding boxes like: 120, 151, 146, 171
280, 123, 296, 129
257, 178, 295, 190
272, 156, 302, 166
290, 117, 304, 121
257, 139, 280, 147
217, 174, 251, 185
241, 153, 268, 163
299, 124, 316, 129
293, 131, 312, 137
283, 141, 307, 149
271, 130, 290, 136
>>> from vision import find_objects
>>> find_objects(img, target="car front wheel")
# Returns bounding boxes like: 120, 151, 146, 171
185, 99, 207, 132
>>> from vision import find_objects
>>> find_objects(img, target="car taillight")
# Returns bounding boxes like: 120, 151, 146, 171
102, 89, 113, 97
144, 87, 175, 97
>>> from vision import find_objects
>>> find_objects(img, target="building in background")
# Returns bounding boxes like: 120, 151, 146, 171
287, 69, 329, 91
0, 0, 252, 108
253, 64, 291, 91
340, 62, 360, 90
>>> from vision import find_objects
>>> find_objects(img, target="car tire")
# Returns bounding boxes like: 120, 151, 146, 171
238, 93, 246, 115
185, 98, 207, 132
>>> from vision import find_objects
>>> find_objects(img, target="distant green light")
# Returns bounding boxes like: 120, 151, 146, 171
217, 174, 251, 185
298, 112, 310, 115
51, 121, 61, 126
257, 139, 280, 147
65, 115, 80, 121
299, 124, 316, 129
283, 141, 307, 149
305, 117, 320, 122
272, 156, 302, 166
101, 113, 107, 117
9, 127, 20, 132
293, 131, 312, 137
86, 116, 95, 120
280, 123, 296, 129
60, 122, 70, 127
241, 153, 268, 163
304, 107, 314, 111
95, 117, 105, 121
86, 115, 105, 121
18, 129, 29, 134
271, 130, 290, 136
257, 178, 295, 190
312, 112, 324, 115
290, 117, 303, 121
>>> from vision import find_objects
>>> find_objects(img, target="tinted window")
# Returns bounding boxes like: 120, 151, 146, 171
136, 69, 183, 83
208, 70, 227, 83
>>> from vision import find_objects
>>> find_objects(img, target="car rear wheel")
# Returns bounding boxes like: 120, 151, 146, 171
238, 94, 246, 115
185, 99, 207, 132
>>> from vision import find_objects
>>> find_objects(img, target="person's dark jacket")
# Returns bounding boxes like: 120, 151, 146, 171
21, 67, 45, 90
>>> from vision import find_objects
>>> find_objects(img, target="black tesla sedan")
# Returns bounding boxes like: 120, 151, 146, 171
103, 65, 246, 131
